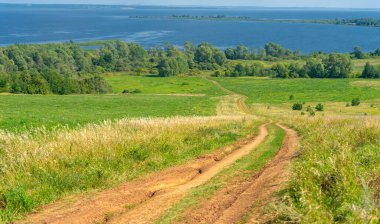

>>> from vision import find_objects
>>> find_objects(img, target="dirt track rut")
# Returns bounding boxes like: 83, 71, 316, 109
19, 125, 269, 224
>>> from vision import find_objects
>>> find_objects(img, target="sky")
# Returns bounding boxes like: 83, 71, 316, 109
0, 0, 379, 9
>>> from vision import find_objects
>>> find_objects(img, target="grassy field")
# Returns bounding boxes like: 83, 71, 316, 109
213, 78, 380, 104
103, 73, 225, 96
353, 58, 380, 73
0, 116, 258, 222
1, 74, 380, 223
0, 94, 218, 132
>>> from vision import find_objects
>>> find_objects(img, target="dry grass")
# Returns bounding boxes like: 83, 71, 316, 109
351, 80, 380, 89
260, 114, 380, 223
0, 115, 257, 222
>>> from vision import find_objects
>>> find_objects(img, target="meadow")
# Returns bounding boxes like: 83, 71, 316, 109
0, 116, 258, 222
213, 77, 380, 104
103, 73, 225, 96
0, 94, 219, 132
1, 74, 380, 223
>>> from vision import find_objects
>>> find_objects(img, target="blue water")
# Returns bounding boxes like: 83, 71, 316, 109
1, 4, 380, 53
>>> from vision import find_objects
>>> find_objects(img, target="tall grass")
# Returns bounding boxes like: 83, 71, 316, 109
0, 116, 257, 222
270, 116, 380, 223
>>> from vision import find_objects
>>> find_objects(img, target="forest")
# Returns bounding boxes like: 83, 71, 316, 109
0, 40, 379, 94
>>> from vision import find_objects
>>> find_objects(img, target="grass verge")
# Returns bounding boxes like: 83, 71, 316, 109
265, 116, 380, 223
0, 116, 257, 222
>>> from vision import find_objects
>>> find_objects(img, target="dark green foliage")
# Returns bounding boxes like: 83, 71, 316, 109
0, 40, 372, 94
194, 43, 226, 69
158, 56, 189, 77
292, 103, 303, 111
362, 62, 380, 78
289, 94, 295, 100
303, 58, 325, 78
264, 42, 294, 59
0, 42, 114, 94
225, 45, 250, 60
315, 104, 324, 111
351, 98, 361, 106
131, 89, 142, 94
323, 53, 353, 78
302, 54, 352, 78
352, 46, 366, 59
334, 17, 380, 27
272, 63, 289, 78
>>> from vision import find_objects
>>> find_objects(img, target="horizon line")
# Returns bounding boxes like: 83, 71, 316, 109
0, 2, 380, 10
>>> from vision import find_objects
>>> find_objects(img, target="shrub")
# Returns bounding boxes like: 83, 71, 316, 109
315, 104, 324, 111
131, 89, 142, 94
122, 89, 129, 94
292, 103, 303, 111
289, 94, 295, 100
352, 98, 361, 106
308, 109, 316, 116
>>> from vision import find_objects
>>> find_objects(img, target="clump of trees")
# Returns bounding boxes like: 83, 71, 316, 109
0, 40, 378, 95
218, 53, 352, 78
362, 62, 380, 78
225, 42, 301, 61
0, 43, 116, 94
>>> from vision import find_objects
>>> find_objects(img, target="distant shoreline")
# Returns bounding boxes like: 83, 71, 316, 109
127, 15, 380, 28
0, 3, 380, 11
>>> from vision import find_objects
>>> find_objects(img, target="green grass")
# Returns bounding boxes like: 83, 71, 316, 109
157, 124, 285, 224
0, 117, 258, 222
353, 58, 380, 73
271, 116, 380, 223
0, 94, 218, 132
103, 73, 226, 96
213, 78, 380, 104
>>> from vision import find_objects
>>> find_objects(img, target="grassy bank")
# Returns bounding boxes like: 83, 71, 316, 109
0, 116, 258, 222
264, 116, 380, 223
0, 94, 218, 132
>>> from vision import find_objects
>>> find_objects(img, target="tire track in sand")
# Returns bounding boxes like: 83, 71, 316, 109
19, 124, 268, 224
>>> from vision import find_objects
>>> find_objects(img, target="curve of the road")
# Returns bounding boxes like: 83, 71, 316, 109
19, 78, 299, 224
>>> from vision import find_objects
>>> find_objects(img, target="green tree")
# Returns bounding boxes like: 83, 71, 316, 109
303, 58, 325, 78
321, 53, 353, 78
362, 62, 380, 78
353, 46, 365, 59
272, 63, 289, 78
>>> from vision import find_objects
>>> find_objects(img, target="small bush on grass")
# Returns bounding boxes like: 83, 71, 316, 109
351, 98, 361, 106
292, 103, 303, 111
315, 104, 324, 112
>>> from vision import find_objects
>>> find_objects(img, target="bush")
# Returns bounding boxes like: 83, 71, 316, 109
131, 89, 142, 94
315, 104, 324, 111
352, 98, 361, 106
122, 89, 129, 94
289, 94, 295, 100
292, 103, 303, 111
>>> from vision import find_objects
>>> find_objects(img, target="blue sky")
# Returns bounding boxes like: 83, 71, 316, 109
0, 0, 379, 8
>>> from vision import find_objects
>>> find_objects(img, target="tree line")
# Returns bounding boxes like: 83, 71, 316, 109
0, 40, 379, 94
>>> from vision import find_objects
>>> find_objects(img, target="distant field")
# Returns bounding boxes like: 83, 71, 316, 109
213, 78, 380, 104
0, 94, 218, 132
230, 58, 380, 76
103, 73, 226, 96
352, 58, 380, 74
